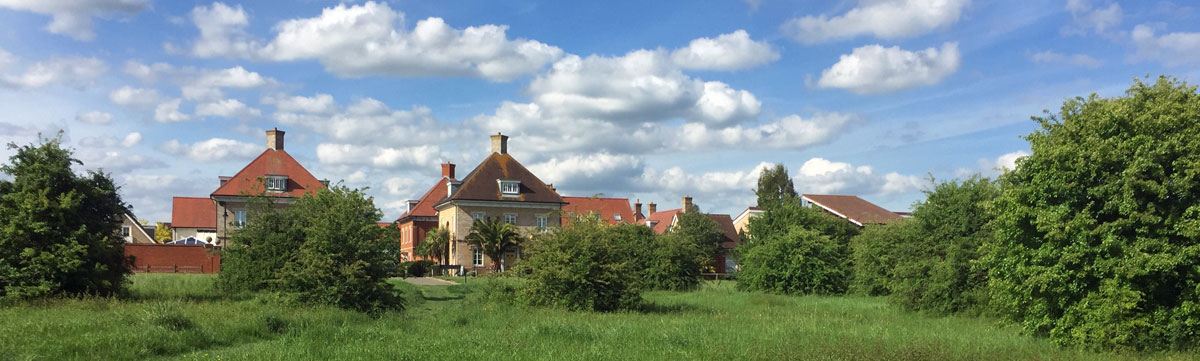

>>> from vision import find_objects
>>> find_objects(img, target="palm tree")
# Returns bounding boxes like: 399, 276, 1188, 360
465, 218, 521, 272
417, 227, 450, 265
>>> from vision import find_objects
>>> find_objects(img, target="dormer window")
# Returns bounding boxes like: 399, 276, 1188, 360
265, 175, 287, 192
498, 180, 520, 195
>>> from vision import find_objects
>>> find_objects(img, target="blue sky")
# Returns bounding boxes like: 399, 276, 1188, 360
1, 0, 1198, 223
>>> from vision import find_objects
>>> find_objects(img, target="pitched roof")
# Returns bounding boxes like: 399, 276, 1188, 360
562, 197, 635, 226
171, 197, 216, 229
211, 149, 324, 198
733, 206, 764, 224
708, 214, 740, 249
640, 208, 681, 234
398, 177, 450, 221
438, 152, 564, 205
801, 194, 903, 226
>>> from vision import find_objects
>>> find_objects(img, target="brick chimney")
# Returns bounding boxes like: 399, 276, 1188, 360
267, 128, 284, 150
682, 195, 693, 213
648, 202, 657, 215
441, 162, 456, 179
491, 132, 508, 154
634, 199, 645, 221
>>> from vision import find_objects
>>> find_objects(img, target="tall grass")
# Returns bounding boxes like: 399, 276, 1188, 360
0, 275, 1195, 361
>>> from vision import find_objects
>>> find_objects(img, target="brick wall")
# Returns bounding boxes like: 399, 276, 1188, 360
124, 244, 222, 274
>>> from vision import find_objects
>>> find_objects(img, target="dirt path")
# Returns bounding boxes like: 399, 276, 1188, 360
398, 277, 459, 286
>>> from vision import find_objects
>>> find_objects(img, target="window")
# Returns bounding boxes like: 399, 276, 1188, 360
614, 214, 622, 222
504, 214, 517, 224
498, 180, 520, 195
537, 215, 548, 230
265, 175, 287, 192
472, 248, 484, 266
121, 226, 131, 237
234, 210, 247, 228
472, 212, 486, 223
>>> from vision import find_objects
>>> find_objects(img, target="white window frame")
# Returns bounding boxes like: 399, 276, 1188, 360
504, 213, 517, 224
121, 226, 131, 237
265, 175, 287, 192
472, 248, 484, 266
234, 210, 247, 228
536, 215, 548, 230
614, 214, 622, 222
472, 212, 486, 223
498, 180, 520, 195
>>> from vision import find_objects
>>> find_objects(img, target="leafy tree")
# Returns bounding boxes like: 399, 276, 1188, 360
744, 195, 859, 249
669, 206, 725, 271
466, 218, 521, 272
521, 214, 640, 311
738, 226, 848, 295
982, 76, 1200, 351
850, 221, 916, 296
154, 222, 172, 243
754, 163, 797, 209
0, 135, 129, 300
888, 176, 997, 314
416, 227, 450, 265
217, 196, 303, 292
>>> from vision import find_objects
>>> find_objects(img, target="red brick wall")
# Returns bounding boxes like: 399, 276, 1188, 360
124, 244, 222, 274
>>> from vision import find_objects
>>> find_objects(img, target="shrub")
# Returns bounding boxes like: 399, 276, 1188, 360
520, 215, 640, 311
398, 260, 436, 277
217, 196, 304, 292
605, 223, 707, 291
982, 76, 1200, 351
849, 221, 915, 296
738, 225, 848, 295
0, 135, 130, 301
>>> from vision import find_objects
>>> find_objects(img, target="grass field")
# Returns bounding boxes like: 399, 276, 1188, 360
0, 274, 1195, 361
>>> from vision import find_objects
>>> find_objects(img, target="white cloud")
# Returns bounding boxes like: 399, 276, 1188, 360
528, 153, 643, 193
83, 132, 140, 149
273, 97, 472, 147
1130, 24, 1200, 66
974, 150, 1029, 176
382, 177, 419, 196
74, 149, 165, 172
0, 52, 106, 89
123, 61, 275, 101
744, 0, 764, 12
109, 86, 165, 108
262, 93, 336, 114
154, 99, 193, 123
0, 0, 149, 40
781, 0, 969, 44
669, 30, 779, 71
1063, 0, 1122, 36
160, 138, 261, 162
316, 143, 442, 169
183, 1, 563, 82
673, 112, 854, 150
793, 158, 924, 195
817, 42, 961, 94
1028, 50, 1102, 68
76, 110, 113, 124
195, 98, 261, 119
122, 132, 141, 147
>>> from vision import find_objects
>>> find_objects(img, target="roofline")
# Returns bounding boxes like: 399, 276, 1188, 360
733, 207, 765, 224
561, 196, 633, 201
800, 195, 863, 227
173, 196, 211, 200
123, 212, 155, 242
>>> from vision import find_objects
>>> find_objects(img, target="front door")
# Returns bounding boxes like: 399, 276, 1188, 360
502, 251, 518, 271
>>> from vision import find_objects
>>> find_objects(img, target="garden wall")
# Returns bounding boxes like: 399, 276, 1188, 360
124, 244, 222, 274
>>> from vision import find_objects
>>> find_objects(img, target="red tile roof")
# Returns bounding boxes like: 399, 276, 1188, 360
211, 149, 324, 198
171, 197, 216, 229
398, 177, 450, 221
640, 209, 681, 234
438, 152, 563, 205
801, 194, 903, 225
561, 197, 635, 226
708, 214, 741, 249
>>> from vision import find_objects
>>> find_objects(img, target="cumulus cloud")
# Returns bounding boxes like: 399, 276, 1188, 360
270, 97, 473, 147
670, 30, 779, 71
261, 93, 336, 114
109, 86, 165, 108
1063, 0, 1122, 36
182, 1, 563, 82
316, 143, 443, 169
76, 110, 113, 124
673, 113, 855, 151
528, 153, 644, 193
154, 99, 193, 123
160, 138, 261, 162
1130, 24, 1200, 66
781, 0, 969, 44
792, 157, 924, 195
0, 51, 107, 89
0, 0, 149, 40
123, 61, 275, 101
817, 42, 960, 94
195, 98, 261, 119
1028, 50, 1102, 68
74, 149, 166, 172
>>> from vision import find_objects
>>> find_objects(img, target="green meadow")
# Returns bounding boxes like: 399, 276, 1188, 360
0, 274, 1194, 361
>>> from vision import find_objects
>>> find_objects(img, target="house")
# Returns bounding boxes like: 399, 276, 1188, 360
732, 206, 763, 235
561, 196, 635, 226
171, 197, 217, 244
434, 133, 565, 274
393, 162, 457, 261
210, 129, 326, 245
119, 211, 156, 244
638, 196, 741, 273
800, 194, 903, 226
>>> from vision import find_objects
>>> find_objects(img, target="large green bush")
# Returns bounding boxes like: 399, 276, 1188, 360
739, 225, 848, 295
520, 215, 640, 311
0, 136, 130, 301
217, 197, 303, 292
849, 221, 914, 296
982, 76, 1200, 351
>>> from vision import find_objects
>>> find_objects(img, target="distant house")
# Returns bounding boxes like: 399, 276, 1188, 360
561, 196, 635, 226
119, 211, 156, 244
393, 162, 457, 261
800, 194, 903, 226
210, 129, 326, 245
638, 196, 741, 273
171, 197, 217, 244
434, 133, 565, 274
732, 206, 763, 235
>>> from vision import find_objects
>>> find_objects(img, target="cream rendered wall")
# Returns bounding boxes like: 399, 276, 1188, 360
437, 202, 561, 272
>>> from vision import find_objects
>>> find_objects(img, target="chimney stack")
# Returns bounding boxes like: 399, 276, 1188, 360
441, 162, 456, 179
682, 195, 693, 213
634, 199, 644, 220
648, 202, 657, 215
491, 132, 508, 154
267, 128, 284, 150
